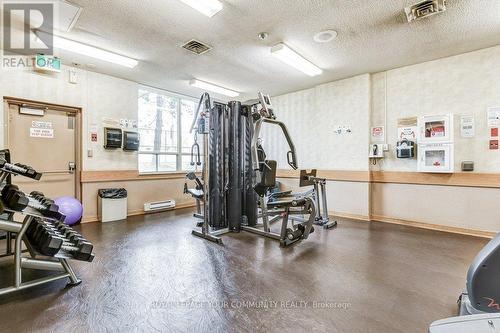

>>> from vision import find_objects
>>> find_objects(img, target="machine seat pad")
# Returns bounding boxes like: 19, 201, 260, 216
187, 189, 204, 199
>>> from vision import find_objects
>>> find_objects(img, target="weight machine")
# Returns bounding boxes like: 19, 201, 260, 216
184, 92, 322, 247
270, 170, 337, 230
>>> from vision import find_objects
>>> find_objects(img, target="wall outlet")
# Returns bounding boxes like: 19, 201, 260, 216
87, 149, 93, 158
69, 69, 78, 84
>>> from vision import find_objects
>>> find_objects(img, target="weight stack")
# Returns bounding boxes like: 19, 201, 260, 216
241, 106, 258, 227
208, 103, 226, 229
227, 101, 243, 232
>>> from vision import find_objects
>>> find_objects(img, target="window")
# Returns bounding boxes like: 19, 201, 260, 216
138, 88, 200, 173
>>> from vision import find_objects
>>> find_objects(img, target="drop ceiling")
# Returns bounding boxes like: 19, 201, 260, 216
18, 0, 500, 100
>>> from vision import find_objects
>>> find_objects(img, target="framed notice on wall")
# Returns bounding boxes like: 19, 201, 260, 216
487, 107, 500, 127
460, 115, 475, 138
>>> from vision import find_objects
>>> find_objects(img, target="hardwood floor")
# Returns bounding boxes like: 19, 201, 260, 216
0, 208, 488, 332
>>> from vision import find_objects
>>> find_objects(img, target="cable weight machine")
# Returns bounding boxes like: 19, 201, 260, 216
184, 92, 323, 247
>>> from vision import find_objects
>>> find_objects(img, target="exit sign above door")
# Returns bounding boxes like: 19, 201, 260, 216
35, 54, 61, 73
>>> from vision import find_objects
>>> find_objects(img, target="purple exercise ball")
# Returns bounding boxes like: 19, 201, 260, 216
54, 196, 83, 226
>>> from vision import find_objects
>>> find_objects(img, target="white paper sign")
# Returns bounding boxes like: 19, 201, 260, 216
487, 107, 500, 127
31, 121, 52, 129
371, 126, 384, 142
460, 115, 475, 138
397, 126, 417, 141
333, 125, 352, 135
30, 128, 54, 138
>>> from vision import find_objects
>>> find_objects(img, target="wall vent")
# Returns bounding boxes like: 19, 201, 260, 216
182, 39, 212, 55
144, 200, 176, 212
404, 0, 446, 22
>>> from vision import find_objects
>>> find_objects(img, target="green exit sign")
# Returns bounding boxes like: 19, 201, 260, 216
35, 54, 61, 73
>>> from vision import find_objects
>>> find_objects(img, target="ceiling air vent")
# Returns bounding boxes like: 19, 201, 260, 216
182, 39, 212, 55
404, 0, 446, 22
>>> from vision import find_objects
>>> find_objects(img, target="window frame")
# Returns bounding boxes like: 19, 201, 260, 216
138, 87, 199, 174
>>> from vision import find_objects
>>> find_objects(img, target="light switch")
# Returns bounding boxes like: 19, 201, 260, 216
69, 69, 78, 84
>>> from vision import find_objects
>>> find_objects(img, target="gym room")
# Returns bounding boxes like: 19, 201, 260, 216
0, 0, 500, 332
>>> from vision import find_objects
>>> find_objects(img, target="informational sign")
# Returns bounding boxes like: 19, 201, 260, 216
333, 125, 352, 135
460, 115, 475, 138
487, 107, 500, 127
397, 127, 417, 140
490, 140, 499, 150
491, 128, 499, 138
31, 121, 52, 129
397, 117, 418, 141
30, 128, 54, 138
371, 126, 384, 142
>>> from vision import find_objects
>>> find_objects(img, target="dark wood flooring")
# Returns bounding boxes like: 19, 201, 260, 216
0, 208, 488, 332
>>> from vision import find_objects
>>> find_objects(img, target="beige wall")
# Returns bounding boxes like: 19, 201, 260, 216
272, 45, 500, 234
0, 65, 138, 170
278, 178, 370, 219
0, 65, 186, 221
371, 183, 500, 233
264, 74, 371, 171
264, 74, 372, 219
82, 177, 192, 222
3, 46, 500, 232
371, 45, 500, 173
368, 45, 500, 233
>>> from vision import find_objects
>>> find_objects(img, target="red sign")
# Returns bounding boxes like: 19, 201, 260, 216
491, 128, 499, 137
91, 133, 97, 142
490, 140, 498, 150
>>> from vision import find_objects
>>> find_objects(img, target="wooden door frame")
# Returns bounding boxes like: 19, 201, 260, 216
3, 96, 83, 201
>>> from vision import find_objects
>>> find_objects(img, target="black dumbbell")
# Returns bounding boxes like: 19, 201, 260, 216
34, 220, 93, 261
30, 222, 52, 244
35, 230, 64, 256
14, 163, 41, 180
1, 184, 18, 198
26, 193, 62, 219
30, 191, 44, 197
32, 200, 61, 219
2, 185, 28, 211
26, 220, 64, 256
40, 222, 85, 248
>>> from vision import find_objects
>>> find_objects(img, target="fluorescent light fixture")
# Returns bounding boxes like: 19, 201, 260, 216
271, 43, 322, 77
179, 0, 223, 17
190, 79, 239, 97
53, 35, 138, 68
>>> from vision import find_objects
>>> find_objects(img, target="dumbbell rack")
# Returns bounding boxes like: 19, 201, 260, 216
0, 166, 82, 296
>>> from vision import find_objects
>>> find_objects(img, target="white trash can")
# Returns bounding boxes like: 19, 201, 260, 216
98, 188, 128, 223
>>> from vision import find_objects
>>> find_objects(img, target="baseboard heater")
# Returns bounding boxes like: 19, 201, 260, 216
144, 199, 176, 212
